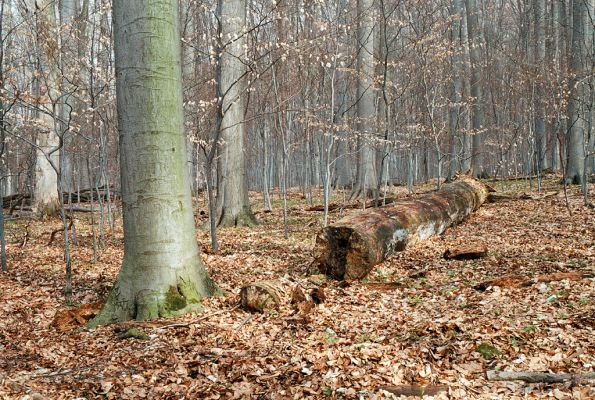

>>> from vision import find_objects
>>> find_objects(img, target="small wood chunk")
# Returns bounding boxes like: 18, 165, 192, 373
310, 287, 326, 304
240, 281, 284, 313
443, 244, 488, 260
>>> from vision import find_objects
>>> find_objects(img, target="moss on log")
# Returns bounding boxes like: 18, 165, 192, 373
313, 177, 489, 280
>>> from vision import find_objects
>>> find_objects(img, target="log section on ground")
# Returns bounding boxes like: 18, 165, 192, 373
313, 176, 489, 280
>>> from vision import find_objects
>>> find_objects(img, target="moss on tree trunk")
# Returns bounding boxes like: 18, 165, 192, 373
90, 0, 217, 326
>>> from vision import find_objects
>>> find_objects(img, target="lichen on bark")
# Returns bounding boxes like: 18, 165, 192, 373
89, 0, 217, 326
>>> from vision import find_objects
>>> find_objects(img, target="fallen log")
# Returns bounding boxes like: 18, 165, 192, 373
305, 197, 398, 212
475, 271, 593, 291
313, 176, 489, 280
486, 370, 595, 383
444, 244, 488, 260
378, 385, 448, 397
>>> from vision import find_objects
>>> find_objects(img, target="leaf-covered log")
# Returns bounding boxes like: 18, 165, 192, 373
313, 177, 489, 280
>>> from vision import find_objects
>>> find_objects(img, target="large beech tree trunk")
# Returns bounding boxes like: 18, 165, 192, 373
313, 176, 489, 280
90, 0, 217, 326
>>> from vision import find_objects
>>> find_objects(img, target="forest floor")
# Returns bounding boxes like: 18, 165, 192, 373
0, 176, 594, 399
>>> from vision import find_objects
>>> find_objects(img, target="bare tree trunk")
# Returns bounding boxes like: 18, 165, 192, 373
533, 0, 547, 172
351, 0, 378, 200
465, 0, 485, 177
31, 0, 60, 216
215, 0, 257, 227
449, 0, 465, 179
91, 0, 218, 325
565, 0, 587, 184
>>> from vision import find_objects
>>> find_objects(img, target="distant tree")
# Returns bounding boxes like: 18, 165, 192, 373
351, 0, 378, 200
565, 0, 588, 184
215, 0, 257, 227
30, 0, 60, 216
465, 0, 485, 178
91, 0, 217, 325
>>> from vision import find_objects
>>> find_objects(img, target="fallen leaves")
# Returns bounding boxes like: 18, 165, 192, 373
51, 302, 102, 332
0, 178, 594, 399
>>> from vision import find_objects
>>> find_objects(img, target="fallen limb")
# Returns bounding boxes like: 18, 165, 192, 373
47, 216, 74, 246
475, 271, 593, 291
378, 385, 448, 397
486, 370, 595, 383
313, 176, 489, 280
444, 244, 488, 260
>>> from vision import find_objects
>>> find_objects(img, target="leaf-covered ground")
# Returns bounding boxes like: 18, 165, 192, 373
1, 177, 594, 399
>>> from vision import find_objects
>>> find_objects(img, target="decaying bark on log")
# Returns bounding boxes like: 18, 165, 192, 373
239, 279, 327, 313
240, 281, 285, 312
444, 244, 488, 260
313, 176, 489, 280
486, 370, 595, 383
305, 197, 398, 212
378, 385, 448, 397
475, 271, 593, 291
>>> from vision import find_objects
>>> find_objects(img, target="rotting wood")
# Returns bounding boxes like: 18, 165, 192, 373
240, 280, 284, 312
475, 271, 593, 291
486, 370, 595, 383
240, 280, 324, 315
378, 384, 449, 397
444, 244, 488, 260
313, 176, 489, 280
305, 197, 398, 212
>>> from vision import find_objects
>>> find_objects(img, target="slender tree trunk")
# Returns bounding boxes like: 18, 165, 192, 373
533, 0, 547, 172
449, 0, 465, 178
215, 0, 257, 227
91, 0, 218, 325
565, 0, 587, 184
351, 0, 378, 200
465, 0, 485, 177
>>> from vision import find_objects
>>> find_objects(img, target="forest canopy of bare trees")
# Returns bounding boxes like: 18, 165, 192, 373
0, 0, 592, 216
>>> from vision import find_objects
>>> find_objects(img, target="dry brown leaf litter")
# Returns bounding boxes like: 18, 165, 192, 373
0, 177, 593, 399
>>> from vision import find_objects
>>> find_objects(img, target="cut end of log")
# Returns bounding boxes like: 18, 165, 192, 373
313, 226, 372, 280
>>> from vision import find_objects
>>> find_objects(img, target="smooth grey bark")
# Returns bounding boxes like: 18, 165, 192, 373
91, 0, 217, 325
0, 0, 7, 273
31, 0, 60, 216
215, 0, 257, 227
57, 0, 76, 193
551, 0, 565, 171
351, 0, 378, 200
533, 0, 547, 171
465, 0, 485, 177
565, 0, 587, 184
449, 0, 465, 178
